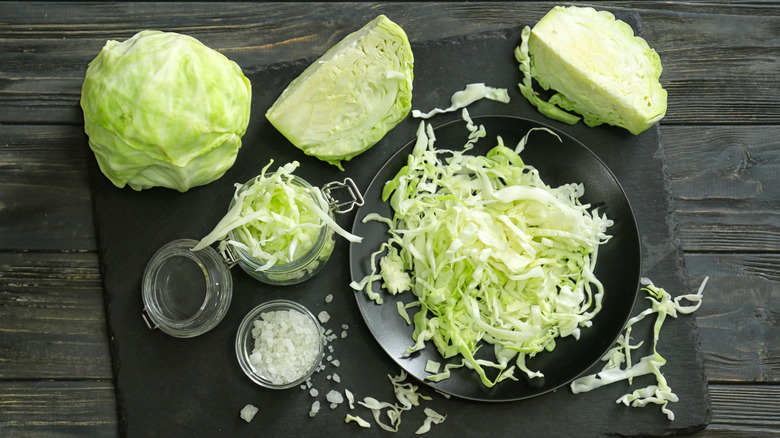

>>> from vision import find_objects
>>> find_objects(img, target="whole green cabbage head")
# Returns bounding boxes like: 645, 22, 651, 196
516, 6, 667, 135
265, 15, 413, 170
80, 30, 252, 192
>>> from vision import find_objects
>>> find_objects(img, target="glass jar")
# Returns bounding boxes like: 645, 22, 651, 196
141, 239, 232, 338
225, 175, 336, 286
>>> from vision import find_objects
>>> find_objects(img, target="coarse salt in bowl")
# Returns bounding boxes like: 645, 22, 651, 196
236, 299, 324, 389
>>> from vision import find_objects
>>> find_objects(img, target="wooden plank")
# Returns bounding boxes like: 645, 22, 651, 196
696, 384, 780, 437
0, 2, 778, 125
684, 253, 780, 383
0, 251, 113, 380
663, 126, 780, 253
0, 125, 97, 251
0, 381, 118, 438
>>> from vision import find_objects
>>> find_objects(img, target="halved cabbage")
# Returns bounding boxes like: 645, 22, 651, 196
266, 15, 414, 170
517, 6, 667, 135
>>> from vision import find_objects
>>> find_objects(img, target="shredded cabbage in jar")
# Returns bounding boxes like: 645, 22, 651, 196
193, 160, 360, 269
352, 110, 613, 387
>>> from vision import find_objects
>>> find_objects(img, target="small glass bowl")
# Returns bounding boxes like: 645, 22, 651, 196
235, 299, 324, 389
227, 175, 336, 286
142, 239, 233, 338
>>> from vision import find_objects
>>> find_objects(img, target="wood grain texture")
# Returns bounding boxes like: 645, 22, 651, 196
0, 381, 118, 438
663, 125, 780, 253
1, 2, 778, 125
0, 1, 778, 436
694, 384, 780, 437
684, 253, 780, 383
0, 251, 112, 380
0, 125, 96, 251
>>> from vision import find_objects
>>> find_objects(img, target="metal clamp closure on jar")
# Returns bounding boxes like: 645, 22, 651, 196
141, 176, 363, 338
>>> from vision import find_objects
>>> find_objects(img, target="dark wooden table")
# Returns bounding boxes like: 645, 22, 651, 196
1, 2, 778, 437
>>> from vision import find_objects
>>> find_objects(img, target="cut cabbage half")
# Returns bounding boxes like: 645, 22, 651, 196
518, 6, 667, 135
266, 15, 414, 170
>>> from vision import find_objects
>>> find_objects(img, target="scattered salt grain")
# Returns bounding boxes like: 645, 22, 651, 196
325, 294, 333, 303
331, 359, 341, 367
332, 373, 341, 383
309, 401, 320, 418
318, 311, 331, 323
310, 388, 319, 397
326, 389, 344, 406
240, 404, 259, 423
341, 330, 348, 338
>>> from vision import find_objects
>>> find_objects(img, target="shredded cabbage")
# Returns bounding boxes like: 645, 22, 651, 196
192, 161, 361, 267
415, 408, 447, 435
353, 110, 613, 387
351, 371, 438, 433
570, 276, 708, 420
412, 83, 510, 119
345, 414, 371, 428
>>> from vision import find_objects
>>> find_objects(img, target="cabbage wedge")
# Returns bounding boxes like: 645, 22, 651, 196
517, 6, 667, 135
266, 15, 414, 169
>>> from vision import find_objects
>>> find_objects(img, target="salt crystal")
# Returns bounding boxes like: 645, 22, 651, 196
308, 401, 320, 418
240, 404, 259, 423
326, 390, 344, 405
318, 311, 330, 323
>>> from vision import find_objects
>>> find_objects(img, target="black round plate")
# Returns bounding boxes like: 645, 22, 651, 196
349, 115, 641, 402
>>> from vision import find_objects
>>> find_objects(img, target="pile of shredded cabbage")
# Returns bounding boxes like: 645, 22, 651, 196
193, 160, 360, 268
352, 110, 613, 387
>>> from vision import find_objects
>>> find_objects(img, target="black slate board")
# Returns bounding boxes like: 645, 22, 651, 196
88, 20, 710, 438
